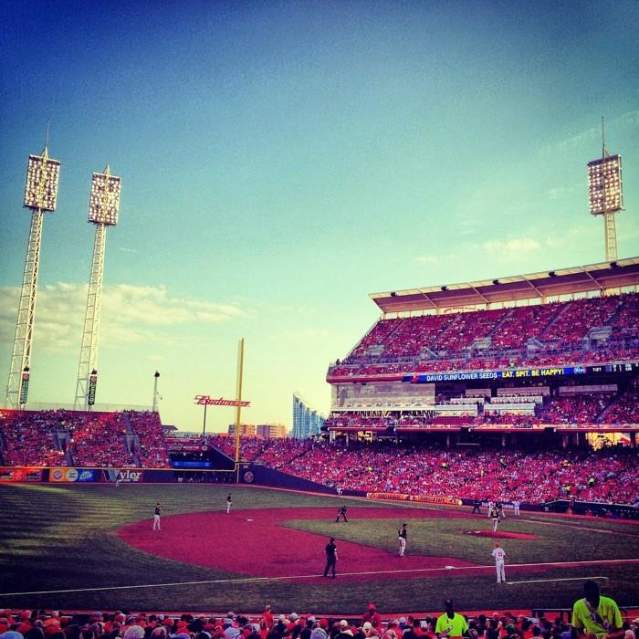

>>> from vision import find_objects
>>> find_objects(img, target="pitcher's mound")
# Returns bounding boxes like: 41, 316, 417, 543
463, 529, 537, 540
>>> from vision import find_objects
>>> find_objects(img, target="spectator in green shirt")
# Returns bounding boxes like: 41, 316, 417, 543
435, 600, 468, 639
571, 580, 624, 639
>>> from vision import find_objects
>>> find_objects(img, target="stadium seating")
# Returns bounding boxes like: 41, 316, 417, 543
328, 293, 639, 379
194, 436, 639, 506
275, 442, 639, 505
0, 409, 169, 468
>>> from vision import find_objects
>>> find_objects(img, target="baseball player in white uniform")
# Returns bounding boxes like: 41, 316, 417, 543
492, 542, 506, 583
226, 494, 232, 514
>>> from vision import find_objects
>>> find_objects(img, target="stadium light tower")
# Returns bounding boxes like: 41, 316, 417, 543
587, 117, 624, 262
4, 148, 61, 408
73, 166, 122, 410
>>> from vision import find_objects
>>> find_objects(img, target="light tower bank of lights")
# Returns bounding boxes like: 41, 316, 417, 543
587, 123, 624, 262
73, 167, 122, 410
5, 149, 61, 408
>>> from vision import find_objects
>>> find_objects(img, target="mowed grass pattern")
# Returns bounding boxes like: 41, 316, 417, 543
0, 483, 638, 613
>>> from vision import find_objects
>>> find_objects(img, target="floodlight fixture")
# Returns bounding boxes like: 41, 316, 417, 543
74, 165, 122, 409
88, 166, 121, 225
23, 149, 61, 212
588, 154, 623, 216
5, 147, 61, 408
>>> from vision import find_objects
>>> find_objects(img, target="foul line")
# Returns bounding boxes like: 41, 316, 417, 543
1, 558, 637, 597
506, 576, 608, 585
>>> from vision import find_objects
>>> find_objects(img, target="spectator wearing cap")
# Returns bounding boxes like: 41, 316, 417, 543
123, 627, 145, 639
309, 622, 327, 639
382, 621, 400, 639
361, 624, 378, 639
336, 625, 352, 639
435, 601, 468, 639
301, 619, 316, 639
363, 608, 381, 631
223, 619, 241, 639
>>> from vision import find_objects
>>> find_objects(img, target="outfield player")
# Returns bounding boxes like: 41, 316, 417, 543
491, 542, 506, 583
226, 494, 232, 514
512, 500, 521, 516
398, 523, 407, 556
153, 502, 161, 531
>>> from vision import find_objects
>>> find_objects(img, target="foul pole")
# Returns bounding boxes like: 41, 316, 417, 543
5, 148, 61, 408
234, 338, 245, 482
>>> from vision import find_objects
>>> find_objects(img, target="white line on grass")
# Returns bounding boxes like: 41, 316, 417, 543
506, 576, 608, 585
1, 558, 636, 597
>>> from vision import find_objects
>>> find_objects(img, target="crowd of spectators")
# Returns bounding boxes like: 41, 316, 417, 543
329, 293, 639, 380
601, 390, 639, 424
0, 596, 636, 639
125, 412, 169, 468
200, 435, 312, 468
69, 413, 131, 468
241, 441, 639, 505
0, 409, 169, 468
0, 410, 68, 466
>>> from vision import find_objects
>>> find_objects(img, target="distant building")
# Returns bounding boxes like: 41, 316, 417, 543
256, 423, 288, 439
227, 423, 256, 437
292, 394, 325, 439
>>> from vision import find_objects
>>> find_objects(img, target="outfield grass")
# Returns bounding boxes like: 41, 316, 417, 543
0, 483, 638, 614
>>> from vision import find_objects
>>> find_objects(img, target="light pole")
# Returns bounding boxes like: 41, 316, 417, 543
152, 371, 161, 412
5, 148, 60, 408
74, 166, 122, 409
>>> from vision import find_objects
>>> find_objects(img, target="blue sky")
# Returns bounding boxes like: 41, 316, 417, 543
1, 1, 638, 432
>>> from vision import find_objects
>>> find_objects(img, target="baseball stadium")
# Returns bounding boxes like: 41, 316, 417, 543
1, 3, 639, 639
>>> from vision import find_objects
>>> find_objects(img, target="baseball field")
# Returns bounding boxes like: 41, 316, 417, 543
1, 482, 638, 614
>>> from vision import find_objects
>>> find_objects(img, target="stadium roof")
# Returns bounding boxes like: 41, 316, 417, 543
370, 256, 639, 314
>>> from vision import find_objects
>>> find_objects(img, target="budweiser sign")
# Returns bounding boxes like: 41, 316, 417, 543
194, 394, 251, 407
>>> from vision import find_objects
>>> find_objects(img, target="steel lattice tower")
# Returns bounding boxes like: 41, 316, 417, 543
587, 118, 624, 262
73, 166, 121, 410
4, 148, 61, 408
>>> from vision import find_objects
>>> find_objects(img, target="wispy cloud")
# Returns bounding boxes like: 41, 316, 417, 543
414, 255, 439, 264
0, 283, 247, 352
546, 185, 577, 201
481, 237, 541, 256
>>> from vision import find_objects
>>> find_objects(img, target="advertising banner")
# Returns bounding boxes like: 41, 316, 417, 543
0, 466, 43, 482
49, 468, 80, 482
103, 469, 144, 483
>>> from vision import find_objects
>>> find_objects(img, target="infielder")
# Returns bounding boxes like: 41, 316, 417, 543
336, 505, 348, 522
398, 523, 407, 557
490, 505, 500, 534
153, 502, 161, 531
492, 542, 506, 583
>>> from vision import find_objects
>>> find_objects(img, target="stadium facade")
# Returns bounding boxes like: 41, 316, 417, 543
325, 258, 639, 449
